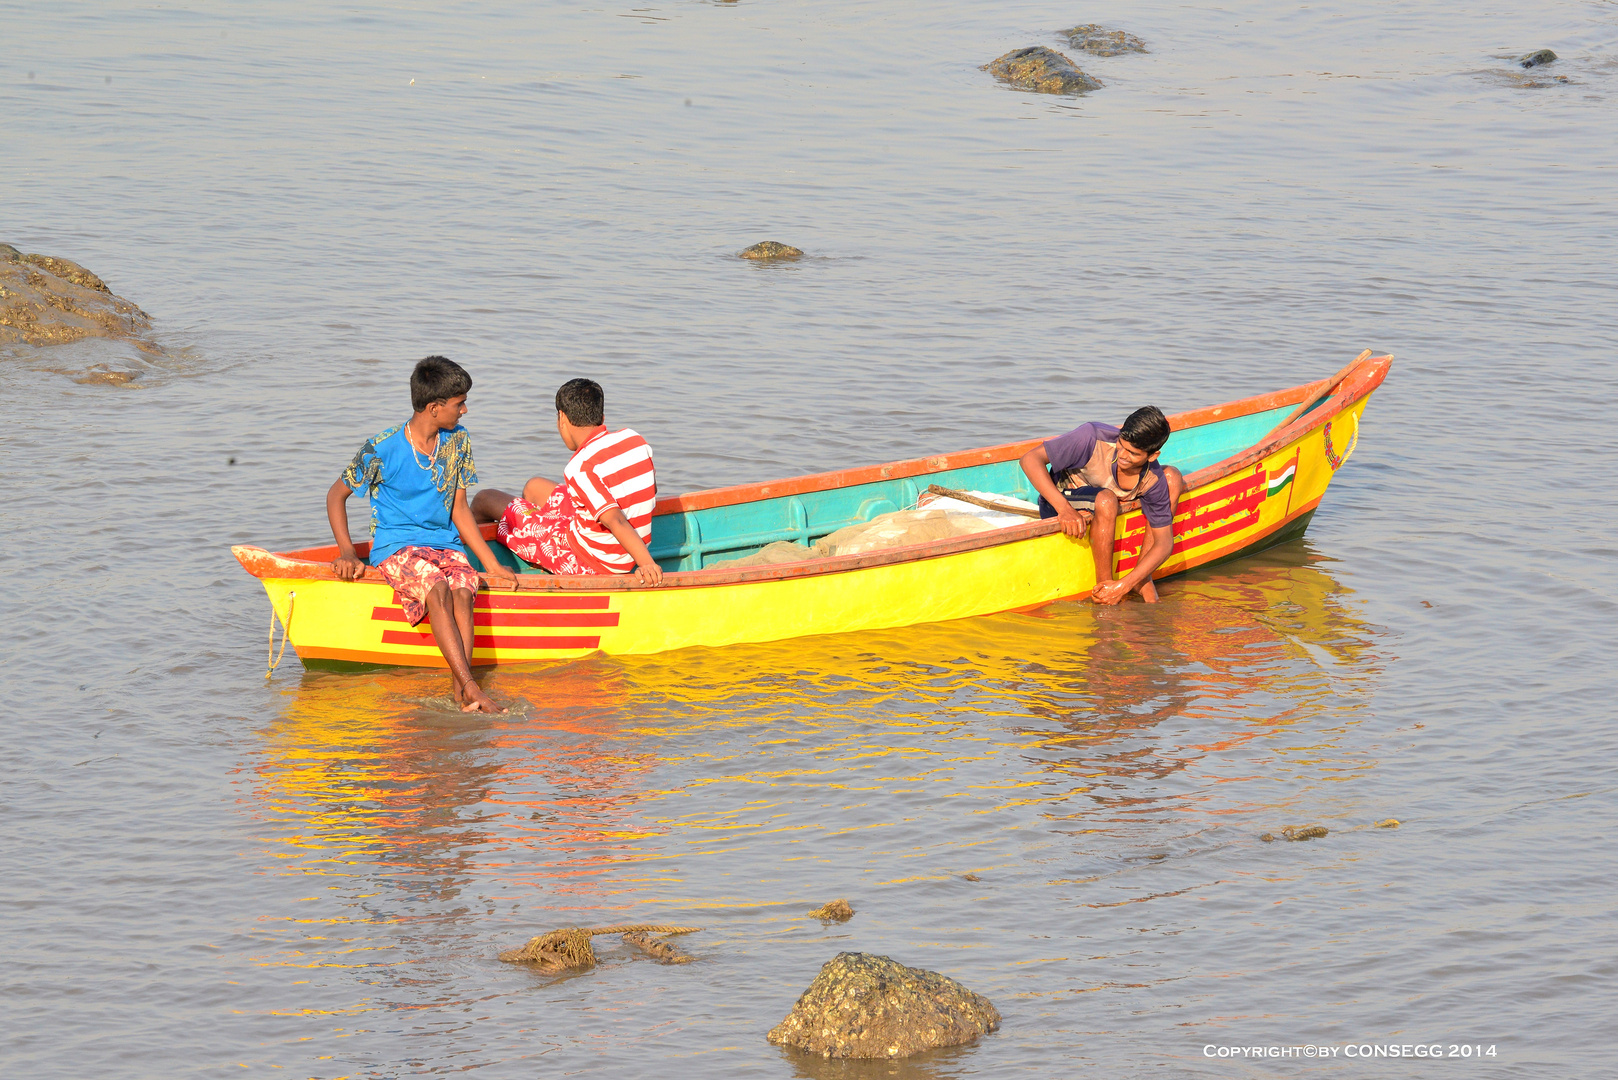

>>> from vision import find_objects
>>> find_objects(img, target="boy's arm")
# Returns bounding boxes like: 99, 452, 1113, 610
1019, 444, 1088, 538
451, 489, 518, 589
600, 507, 664, 586
327, 479, 367, 581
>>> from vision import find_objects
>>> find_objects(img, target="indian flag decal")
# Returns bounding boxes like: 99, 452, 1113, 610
1267, 463, 1296, 496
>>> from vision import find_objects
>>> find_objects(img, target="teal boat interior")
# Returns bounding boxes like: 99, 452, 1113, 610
470, 402, 1300, 575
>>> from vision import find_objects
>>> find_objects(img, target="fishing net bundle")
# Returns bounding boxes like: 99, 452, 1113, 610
498, 923, 703, 970
707, 493, 1034, 570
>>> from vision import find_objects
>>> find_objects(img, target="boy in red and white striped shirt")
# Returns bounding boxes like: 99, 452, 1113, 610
471, 379, 663, 585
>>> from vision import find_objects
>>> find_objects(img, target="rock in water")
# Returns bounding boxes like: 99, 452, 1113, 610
740, 241, 803, 260
807, 898, 854, 922
1061, 24, 1148, 55
0, 248, 158, 350
767, 952, 1000, 1059
984, 47, 1102, 95
1520, 49, 1557, 68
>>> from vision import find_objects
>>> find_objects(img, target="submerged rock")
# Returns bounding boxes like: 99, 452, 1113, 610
1061, 24, 1147, 56
73, 367, 142, 386
0, 247, 158, 351
767, 952, 1000, 1059
1520, 49, 1557, 68
984, 47, 1102, 95
740, 241, 803, 260
808, 898, 855, 922
1484, 68, 1570, 89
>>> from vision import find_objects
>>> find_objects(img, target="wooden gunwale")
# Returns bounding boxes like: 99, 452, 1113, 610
233, 355, 1389, 592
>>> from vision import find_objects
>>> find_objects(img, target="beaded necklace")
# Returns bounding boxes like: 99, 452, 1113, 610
408, 421, 441, 474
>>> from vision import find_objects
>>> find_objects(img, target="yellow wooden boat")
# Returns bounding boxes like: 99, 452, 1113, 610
234, 353, 1390, 669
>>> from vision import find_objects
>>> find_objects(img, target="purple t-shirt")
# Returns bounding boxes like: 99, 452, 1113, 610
1043, 422, 1174, 528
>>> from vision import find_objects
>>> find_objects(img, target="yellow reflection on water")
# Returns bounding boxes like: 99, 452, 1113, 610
247, 544, 1382, 911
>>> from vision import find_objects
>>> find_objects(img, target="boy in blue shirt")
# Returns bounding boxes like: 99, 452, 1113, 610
325, 356, 517, 712
1020, 405, 1185, 605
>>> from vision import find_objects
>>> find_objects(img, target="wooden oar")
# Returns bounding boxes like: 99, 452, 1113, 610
925, 484, 1041, 518
1268, 349, 1372, 437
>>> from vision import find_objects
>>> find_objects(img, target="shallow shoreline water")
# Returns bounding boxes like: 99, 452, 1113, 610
4, 1, 1616, 1076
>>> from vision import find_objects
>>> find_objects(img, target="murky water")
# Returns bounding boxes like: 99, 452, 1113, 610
4, 1, 1616, 1076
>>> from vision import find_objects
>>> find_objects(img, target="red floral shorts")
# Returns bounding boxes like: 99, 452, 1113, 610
376, 545, 479, 626
497, 486, 604, 576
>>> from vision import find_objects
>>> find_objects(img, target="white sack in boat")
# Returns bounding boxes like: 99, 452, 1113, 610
708, 506, 1021, 570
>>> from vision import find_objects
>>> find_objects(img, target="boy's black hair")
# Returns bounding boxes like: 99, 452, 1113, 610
411, 355, 472, 412
1119, 405, 1171, 455
555, 378, 605, 426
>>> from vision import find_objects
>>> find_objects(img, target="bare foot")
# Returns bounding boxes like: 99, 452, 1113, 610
459, 681, 505, 714
1137, 579, 1159, 603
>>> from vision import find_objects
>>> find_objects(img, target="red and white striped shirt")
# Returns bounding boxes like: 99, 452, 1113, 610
563, 427, 657, 572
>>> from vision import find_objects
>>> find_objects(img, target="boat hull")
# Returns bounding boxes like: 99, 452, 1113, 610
249, 389, 1371, 668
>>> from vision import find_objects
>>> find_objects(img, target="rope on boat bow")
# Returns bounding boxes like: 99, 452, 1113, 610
266, 591, 295, 680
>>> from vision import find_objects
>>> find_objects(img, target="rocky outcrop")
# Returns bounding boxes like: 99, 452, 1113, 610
740, 241, 803, 260
807, 898, 854, 922
1520, 49, 1557, 68
984, 47, 1101, 95
767, 952, 1000, 1059
0, 246, 158, 351
1061, 24, 1147, 55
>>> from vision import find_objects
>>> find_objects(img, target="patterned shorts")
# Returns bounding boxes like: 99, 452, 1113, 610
376, 545, 480, 626
497, 486, 604, 576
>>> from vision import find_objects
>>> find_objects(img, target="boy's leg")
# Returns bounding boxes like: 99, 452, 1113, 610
1136, 469, 1185, 603
497, 483, 599, 574
422, 582, 500, 713
378, 546, 501, 712
521, 476, 558, 504
471, 488, 516, 524
453, 585, 477, 670
1089, 490, 1120, 588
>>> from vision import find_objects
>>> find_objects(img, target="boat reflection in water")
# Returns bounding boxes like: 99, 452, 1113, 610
246, 538, 1383, 923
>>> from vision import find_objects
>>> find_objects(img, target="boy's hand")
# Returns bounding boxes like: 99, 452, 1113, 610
1055, 506, 1091, 539
1092, 579, 1131, 605
332, 552, 366, 580
485, 565, 519, 590
634, 559, 664, 587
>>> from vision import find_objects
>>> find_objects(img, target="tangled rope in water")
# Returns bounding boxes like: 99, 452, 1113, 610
265, 591, 295, 680
498, 924, 703, 970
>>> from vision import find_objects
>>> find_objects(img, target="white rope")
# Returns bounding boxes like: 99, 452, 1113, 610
266, 590, 295, 680
1340, 410, 1360, 464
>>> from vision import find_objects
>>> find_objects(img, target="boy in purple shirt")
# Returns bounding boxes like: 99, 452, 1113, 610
1019, 406, 1185, 605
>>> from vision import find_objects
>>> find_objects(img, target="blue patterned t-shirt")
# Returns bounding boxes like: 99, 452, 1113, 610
342, 422, 477, 565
